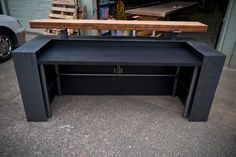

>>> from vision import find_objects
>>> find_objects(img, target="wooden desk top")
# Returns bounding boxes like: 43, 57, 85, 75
30, 19, 207, 32
125, 1, 199, 17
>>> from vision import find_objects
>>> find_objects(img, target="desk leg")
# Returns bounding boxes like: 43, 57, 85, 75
172, 67, 180, 96
13, 54, 47, 121
132, 30, 136, 37
170, 33, 177, 40
189, 55, 225, 121
170, 31, 181, 40
55, 65, 62, 96
60, 29, 68, 39
39, 64, 52, 118
152, 31, 156, 37
183, 66, 199, 118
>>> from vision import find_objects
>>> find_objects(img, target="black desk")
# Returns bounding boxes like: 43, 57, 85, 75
13, 36, 225, 122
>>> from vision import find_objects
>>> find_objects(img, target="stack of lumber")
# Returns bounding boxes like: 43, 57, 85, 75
46, 0, 86, 35
125, 1, 199, 18
125, 1, 199, 37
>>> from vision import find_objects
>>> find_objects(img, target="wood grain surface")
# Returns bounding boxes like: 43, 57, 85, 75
125, 1, 199, 17
30, 19, 207, 32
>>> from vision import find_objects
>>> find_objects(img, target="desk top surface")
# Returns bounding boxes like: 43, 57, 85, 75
37, 40, 202, 66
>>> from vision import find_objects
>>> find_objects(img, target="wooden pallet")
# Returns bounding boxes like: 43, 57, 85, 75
46, 0, 86, 35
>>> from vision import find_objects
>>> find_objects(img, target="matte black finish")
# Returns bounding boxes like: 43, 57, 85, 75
37, 40, 202, 66
187, 41, 226, 121
39, 65, 52, 118
183, 66, 199, 118
13, 54, 47, 121
60, 76, 175, 95
12, 36, 53, 121
12, 36, 225, 122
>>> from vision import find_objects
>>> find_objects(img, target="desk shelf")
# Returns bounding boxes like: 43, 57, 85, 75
42, 64, 193, 97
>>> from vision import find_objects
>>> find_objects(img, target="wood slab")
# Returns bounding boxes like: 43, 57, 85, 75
125, 1, 199, 17
30, 19, 207, 32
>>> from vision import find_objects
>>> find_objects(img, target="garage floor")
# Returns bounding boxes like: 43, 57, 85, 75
0, 34, 236, 156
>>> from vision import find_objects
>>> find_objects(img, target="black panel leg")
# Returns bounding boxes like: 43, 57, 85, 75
12, 54, 47, 121
172, 66, 180, 96
55, 65, 62, 96
39, 64, 52, 118
189, 56, 225, 121
183, 66, 199, 118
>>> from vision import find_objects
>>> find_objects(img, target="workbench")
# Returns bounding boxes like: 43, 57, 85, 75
13, 36, 225, 122
125, 1, 199, 18
125, 1, 199, 36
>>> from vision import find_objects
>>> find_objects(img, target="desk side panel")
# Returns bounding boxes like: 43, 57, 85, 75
13, 53, 47, 121
189, 55, 225, 121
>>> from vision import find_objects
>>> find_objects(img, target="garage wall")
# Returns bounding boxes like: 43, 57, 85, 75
6, 0, 96, 34
80, 0, 97, 35
217, 0, 236, 68
0, 0, 9, 15
6, 0, 51, 32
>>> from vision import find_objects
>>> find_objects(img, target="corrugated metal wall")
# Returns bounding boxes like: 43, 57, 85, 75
6, 0, 51, 32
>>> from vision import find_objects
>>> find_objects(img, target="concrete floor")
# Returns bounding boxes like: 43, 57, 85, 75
0, 34, 236, 156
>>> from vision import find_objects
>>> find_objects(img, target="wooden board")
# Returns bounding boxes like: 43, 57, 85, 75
30, 19, 208, 32
125, 1, 199, 17
52, 0, 77, 6
49, 0, 78, 19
